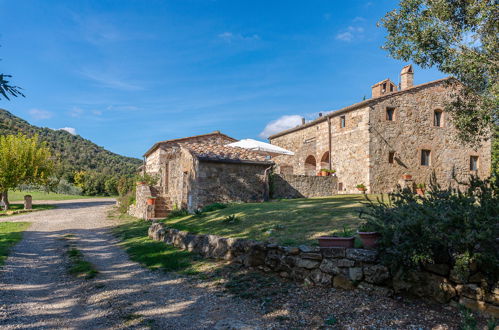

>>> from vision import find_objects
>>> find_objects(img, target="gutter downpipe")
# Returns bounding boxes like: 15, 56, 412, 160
327, 116, 332, 170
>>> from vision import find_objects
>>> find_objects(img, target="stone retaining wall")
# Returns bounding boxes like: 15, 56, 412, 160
128, 184, 153, 219
148, 222, 498, 317
271, 174, 338, 199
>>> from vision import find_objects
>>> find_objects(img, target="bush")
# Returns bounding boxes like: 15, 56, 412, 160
117, 192, 135, 214
201, 202, 227, 213
168, 209, 189, 218
360, 176, 499, 284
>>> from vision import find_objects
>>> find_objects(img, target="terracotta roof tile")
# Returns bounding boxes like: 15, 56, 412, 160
183, 142, 272, 163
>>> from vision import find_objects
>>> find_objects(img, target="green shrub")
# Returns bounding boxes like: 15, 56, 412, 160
117, 192, 135, 214
168, 209, 189, 218
222, 214, 239, 224
201, 202, 227, 213
360, 176, 499, 284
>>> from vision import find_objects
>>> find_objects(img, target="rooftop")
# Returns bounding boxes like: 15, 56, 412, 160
184, 143, 273, 164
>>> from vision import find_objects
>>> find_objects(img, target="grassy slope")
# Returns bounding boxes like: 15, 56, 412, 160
0, 222, 30, 266
162, 194, 376, 246
9, 190, 108, 202
111, 213, 217, 274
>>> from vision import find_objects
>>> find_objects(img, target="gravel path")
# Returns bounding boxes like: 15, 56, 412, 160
0, 199, 264, 329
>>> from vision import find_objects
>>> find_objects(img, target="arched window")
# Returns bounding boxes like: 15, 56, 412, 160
304, 155, 317, 176
320, 152, 330, 169
434, 109, 443, 127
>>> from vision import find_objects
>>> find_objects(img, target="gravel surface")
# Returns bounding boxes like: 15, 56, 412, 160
0, 199, 265, 329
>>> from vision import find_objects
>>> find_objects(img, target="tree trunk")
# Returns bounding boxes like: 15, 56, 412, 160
1, 190, 9, 211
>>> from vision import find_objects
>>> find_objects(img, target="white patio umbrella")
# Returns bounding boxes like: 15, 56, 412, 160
227, 139, 294, 156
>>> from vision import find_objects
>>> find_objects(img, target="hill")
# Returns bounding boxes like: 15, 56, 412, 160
0, 108, 142, 181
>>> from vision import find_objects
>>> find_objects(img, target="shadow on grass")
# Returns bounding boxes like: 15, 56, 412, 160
0, 222, 30, 266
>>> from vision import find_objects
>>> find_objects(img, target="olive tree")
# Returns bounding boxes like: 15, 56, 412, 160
0, 134, 54, 210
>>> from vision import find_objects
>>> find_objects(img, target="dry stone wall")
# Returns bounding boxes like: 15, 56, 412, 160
128, 184, 153, 219
271, 174, 338, 199
148, 222, 499, 318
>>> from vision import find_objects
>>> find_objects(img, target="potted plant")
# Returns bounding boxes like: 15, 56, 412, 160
318, 169, 328, 176
356, 183, 367, 193
358, 223, 381, 249
146, 196, 157, 205
136, 181, 147, 185
318, 226, 355, 248
416, 183, 426, 196
402, 173, 412, 180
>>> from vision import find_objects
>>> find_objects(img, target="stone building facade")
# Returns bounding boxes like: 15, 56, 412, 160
133, 132, 273, 217
269, 66, 491, 194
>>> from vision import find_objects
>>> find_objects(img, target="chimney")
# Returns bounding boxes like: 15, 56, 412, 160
301, 117, 305, 125
400, 65, 414, 90
318, 112, 323, 117
372, 79, 397, 98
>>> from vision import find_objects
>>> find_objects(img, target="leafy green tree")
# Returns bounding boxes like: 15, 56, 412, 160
0, 134, 54, 209
0, 73, 24, 100
379, 0, 498, 147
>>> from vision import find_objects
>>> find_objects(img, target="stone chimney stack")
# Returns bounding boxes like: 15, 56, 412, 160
301, 117, 305, 125
400, 65, 414, 90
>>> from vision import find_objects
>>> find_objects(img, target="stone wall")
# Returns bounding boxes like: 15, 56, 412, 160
128, 184, 153, 219
189, 160, 270, 211
148, 222, 499, 318
271, 174, 338, 199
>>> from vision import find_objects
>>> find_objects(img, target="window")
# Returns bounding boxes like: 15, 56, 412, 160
390, 84, 394, 92
434, 110, 443, 127
388, 151, 395, 164
386, 107, 395, 121
338, 182, 343, 191
470, 156, 479, 171
340, 115, 346, 128
421, 149, 431, 166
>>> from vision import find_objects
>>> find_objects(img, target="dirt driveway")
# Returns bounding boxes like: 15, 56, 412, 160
0, 199, 264, 329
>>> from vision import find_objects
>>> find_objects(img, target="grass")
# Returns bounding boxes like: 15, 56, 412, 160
61, 233, 99, 279
9, 190, 110, 202
0, 204, 55, 216
161, 194, 377, 246
111, 212, 218, 275
0, 222, 30, 266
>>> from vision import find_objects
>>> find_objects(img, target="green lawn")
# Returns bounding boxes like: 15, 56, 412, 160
112, 213, 218, 275
162, 194, 377, 246
9, 190, 109, 202
0, 222, 30, 266
0, 204, 55, 216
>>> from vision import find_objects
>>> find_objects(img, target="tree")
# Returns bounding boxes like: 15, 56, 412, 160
379, 0, 498, 147
0, 134, 54, 210
0, 73, 24, 100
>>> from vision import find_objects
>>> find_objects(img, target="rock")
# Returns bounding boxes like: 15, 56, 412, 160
295, 257, 320, 270
459, 297, 499, 318
337, 259, 355, 267
319, 259, 341, 275
413, 272, 457, 303
468, 272, 486, 284
283, 247, 300, 255
357, 282, 394, 297
309, 269, 332, 286
364, 265, 390, 285
298, 245, 317, 253
348, 267, 363, 281
346, 249, 378, 263
333, 275, 355, 290
456, 284, 485, 300
423, 263, 450, 276
449, 268, 469, 284
300, 253, 322, 260
320, 247, 346, 258
291, 268, 310, 281
266, 243, 278, 249
279, 271, 289, 278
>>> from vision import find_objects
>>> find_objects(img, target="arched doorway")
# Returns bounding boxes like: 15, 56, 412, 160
304, 155, 316, 176
320, 152, 330, 170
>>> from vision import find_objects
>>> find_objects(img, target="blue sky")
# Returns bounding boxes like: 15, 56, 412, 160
0, 0, 445, 158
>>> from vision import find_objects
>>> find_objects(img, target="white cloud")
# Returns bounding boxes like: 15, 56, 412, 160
28, 108, 53, 120
259, 115, 303, 139
69, 107, 84, 117
78, 69, 144, 91
336, 26, 365, 42
218, 32, 260, 43
58, 127, 77, 135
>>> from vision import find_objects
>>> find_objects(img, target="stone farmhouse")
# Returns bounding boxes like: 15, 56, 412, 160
130, 132, 274, 218
268, 65, 491, 194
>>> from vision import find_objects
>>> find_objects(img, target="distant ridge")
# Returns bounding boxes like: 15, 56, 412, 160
0, 108, 141, 179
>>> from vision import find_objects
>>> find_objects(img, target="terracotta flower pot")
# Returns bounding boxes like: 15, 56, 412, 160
402, 174, 412, 180
319, 171, 329, 177
357, 187, 367, 194
146, 197, 156, 205
416, 188, 425, 196
137, 181, 147, 185
358, 232, 381, 249
318, 236, 355, 248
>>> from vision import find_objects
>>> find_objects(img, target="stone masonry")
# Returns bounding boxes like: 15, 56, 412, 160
271, 174, 338, 199
269, 66, 491, 194
149, 222, 499, 318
